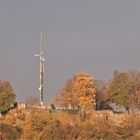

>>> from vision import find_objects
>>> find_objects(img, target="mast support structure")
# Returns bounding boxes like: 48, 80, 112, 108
35, 32, 45, 105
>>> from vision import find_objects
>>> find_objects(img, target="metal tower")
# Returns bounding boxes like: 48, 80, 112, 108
35, 32, 45, 105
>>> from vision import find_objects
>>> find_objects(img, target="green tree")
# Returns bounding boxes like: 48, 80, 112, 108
107, 71, 130, 111
0, 81, 15, 114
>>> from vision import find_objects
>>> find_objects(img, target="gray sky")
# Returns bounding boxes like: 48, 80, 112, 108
0, 0, 140, 102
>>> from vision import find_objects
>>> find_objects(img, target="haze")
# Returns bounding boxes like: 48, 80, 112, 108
0, 0, 140, 102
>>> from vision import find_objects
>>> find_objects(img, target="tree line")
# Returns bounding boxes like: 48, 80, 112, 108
1, 70, 140, 114
55, 70, 140, 113
0, 70, 140, 139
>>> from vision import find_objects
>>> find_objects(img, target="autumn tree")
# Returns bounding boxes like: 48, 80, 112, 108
55, 71, 96, 110
107, 71, 130, 111
73, 71, 96, 109
107, 70, 140, 112
0, 81, 15, 114
55, 79, 76, 109
127, 70, 140, 112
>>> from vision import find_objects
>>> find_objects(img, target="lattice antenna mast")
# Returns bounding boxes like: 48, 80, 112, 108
35, 32, 45, 105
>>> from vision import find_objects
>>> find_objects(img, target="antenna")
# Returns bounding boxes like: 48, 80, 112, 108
35, 32, 45, 105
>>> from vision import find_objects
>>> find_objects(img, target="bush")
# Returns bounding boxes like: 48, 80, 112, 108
0, 123, 21, 140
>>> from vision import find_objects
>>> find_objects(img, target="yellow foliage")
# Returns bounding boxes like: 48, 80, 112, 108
57, 111, 71, 125
4, 110, 17, 125
56, 71, 96, 109
73, 71, 96, 108
4, 114, 16, 125
78, 96, 96, 107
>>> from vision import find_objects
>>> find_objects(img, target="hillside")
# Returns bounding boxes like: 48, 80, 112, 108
0, 107, 140, 140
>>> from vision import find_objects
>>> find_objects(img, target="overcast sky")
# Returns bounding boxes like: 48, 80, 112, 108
0, 0, 140, 103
